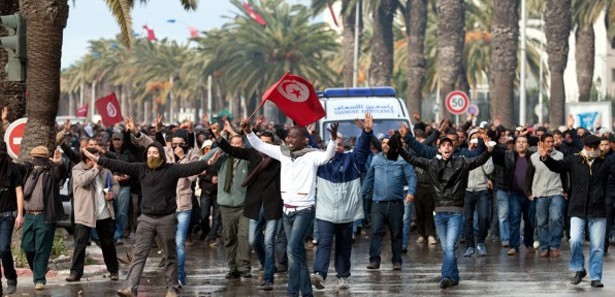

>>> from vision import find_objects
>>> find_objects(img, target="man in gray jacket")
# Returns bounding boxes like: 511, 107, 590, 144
525, 133, 567, 257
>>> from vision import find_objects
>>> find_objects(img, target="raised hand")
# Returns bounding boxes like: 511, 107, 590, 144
255, 115, 264, 130
223, 119, 236, 135
439, 119, 450, 133
155, 114, 163, 133
63, 119, 71, 133
210, 123, 221, 138
207, 150, 221, 166
567, 114, 575, 129
363, 112, 373, 133
537, 141, 548, 158
51, 148, 63, 165
125, 116, 135, 133
327, 122, 339, 140
412, 111, 421, 123
353, 118, 364, 130
399, 122, 409, 138
240, 119, 251, 135
1, 106, 8, 121
81, 147, 99, 162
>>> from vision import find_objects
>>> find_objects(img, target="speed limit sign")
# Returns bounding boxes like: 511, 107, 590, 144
445, 91, 470, 115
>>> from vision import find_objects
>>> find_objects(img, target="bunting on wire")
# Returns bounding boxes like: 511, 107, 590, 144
142, 25, 157, 41
242, 1, 267, 26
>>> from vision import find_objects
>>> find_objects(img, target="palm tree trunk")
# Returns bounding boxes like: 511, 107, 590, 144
545, 0, 571, 126
489, 0, 518, 127
0, 0, 26, 126
342, 0, 358, 87
405, 0, 427, 117
575, 24, 594, 102
368, 0, 398, 87
437, 0, 465, 120
18, 0, 69, 160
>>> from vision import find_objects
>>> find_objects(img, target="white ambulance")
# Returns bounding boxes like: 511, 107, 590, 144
316, 87, 412, 141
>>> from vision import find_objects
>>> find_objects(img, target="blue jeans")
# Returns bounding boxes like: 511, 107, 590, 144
464, 190, 490, 247
114, 186, 131, 240
275, 220, 288, 271
175, 210, 191, 284
402, 199, 414, 248
434, 212, 463, 282
569, 217, 606, 281
535, 195, 565, 251
249, 211, 279, 282
369, 200, 404, 265
0, 216, 17, 282
312, 220, 352, 280
508, 192, 535, 249
284, 207, 314, 297
496, 189, 510, 243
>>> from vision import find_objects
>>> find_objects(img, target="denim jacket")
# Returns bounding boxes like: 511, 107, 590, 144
361, 153, 416, 201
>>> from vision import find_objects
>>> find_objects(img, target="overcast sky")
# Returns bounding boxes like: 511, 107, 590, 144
62, 0, 314, 69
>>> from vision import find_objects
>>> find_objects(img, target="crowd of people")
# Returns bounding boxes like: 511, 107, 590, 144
1, 104, 615, 296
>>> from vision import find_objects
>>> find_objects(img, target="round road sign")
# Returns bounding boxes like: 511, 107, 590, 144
467, 104, 479, 116
3, 117, 27, 159
445, 91, 470, 115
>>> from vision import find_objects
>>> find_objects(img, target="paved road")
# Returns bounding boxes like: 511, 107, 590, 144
12, 232, 615, 296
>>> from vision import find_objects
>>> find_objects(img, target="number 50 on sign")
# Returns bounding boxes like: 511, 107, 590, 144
445, 91, 470, 115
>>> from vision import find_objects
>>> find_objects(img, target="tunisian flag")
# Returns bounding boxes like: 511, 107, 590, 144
76, 104, 88, 117
142, 25, 157, 41
261, 73, 325, 126
243, 1, 266, 26
95, 93, 124, 127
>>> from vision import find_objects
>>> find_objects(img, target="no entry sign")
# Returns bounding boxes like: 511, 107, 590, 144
445, 91, 470, 115
3, 117, 27, 159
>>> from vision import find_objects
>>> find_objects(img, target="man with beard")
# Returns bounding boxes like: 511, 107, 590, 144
83, 141, 212, 297
243, 120, 337, 297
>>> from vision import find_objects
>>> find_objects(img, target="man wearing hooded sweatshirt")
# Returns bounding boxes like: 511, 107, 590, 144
243, 120, 337, 297
392, 133, 494, 289
310, 113, 372, 291
83, 141, 212, 297
539, 134, 611, 288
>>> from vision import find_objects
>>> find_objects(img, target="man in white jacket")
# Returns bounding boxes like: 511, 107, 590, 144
242, 119, 337, 297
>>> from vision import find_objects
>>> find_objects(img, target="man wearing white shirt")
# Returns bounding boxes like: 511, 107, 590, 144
242, 120, 337, 297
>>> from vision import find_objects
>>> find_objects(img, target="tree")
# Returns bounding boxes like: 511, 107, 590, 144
489, 0, 518, 127
368, 0, 398, 86
544, 0, 571, 126
404, 0, 428, 116
436, 0, 465, 119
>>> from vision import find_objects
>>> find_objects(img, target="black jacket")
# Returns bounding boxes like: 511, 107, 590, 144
98, 142, 209, 216
491, 145, 534, 193
542, 153, 612, 218
398, 148, 491, 211
21, 161, 67, 224
216, 137, 282, 220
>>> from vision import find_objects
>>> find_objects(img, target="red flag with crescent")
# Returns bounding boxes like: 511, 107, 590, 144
261, 73, 325, 126
242, 1, 267, 26
76, 104, 88, 117
95, 93, 124, 127
142, 25, 157, 41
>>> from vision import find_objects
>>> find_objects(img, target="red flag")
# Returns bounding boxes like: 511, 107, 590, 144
327, 1, 339, 27
95, 93, 124, 127
242, 1, 267, 26
261, 73, 325, 126
142, 25, 157, 41
188, 26, 199, 38
76, 104, 88, 117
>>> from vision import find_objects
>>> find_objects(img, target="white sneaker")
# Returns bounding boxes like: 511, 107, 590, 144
310, 273, 325, 289
416, 236, 426, 243
428, 236, 437, 245
337, 277, 349, 290
533, 240, 540, 249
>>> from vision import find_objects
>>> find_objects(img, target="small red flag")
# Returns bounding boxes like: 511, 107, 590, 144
242, 1, 267, 26
95, 93, 124, 127
261, 73, 325, 126
142, 25, 157, 41
188, 26, 199, 38
76, 104, 88, 117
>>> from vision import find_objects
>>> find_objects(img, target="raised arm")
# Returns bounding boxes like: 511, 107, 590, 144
171, 160, 210, 179
246, 132, 282, 160
211, 122, 253, 161
86, 147, 142, 177
465, 151, 492, 171
397, 146, 430, 170
72, 165, 102, 187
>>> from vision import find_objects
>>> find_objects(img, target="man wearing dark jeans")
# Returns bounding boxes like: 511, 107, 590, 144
362, 136, 416, 271
66, 148, 120, 282
0, 141, 23, 295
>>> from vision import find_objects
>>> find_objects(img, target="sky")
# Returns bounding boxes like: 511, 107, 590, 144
62, 0, 314, 69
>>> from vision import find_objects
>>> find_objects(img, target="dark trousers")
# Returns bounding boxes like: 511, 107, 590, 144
219, 206, 251, 273
70, 219, 118, 277
21, 214, 55, 284
464, 190, 490, 247
414, 186, 435, 238
0, 216, 17, 282
200, 193, 220, 239
275, 218, 288, 271
369, 200, 404, 265
312, 220, 352, 280
605, 195, 615, 252
124, 213, 178, 293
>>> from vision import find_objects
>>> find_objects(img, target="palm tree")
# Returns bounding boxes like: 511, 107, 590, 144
489, 0, 518, 127
0, 0, 26, 129
199, 0, 339, 119
436, 0, 465, 119
403, 0, 428, 117
369, 0, 398, 86
17, 0, 197, 161
544, 0, 571, 126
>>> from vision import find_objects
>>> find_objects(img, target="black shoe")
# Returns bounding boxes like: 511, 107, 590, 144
591, 280, 604, 288
225, 271, 240, 279
7, 279, 16, 294
402, 247, 408, 253
440, 278, 452, 289
263, 281, 273, 291
571, 269, 586, 285
65, 274, 81, 282
110, 272, 119, 281
366, 262, 380, 270
392, 263, 402, 271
